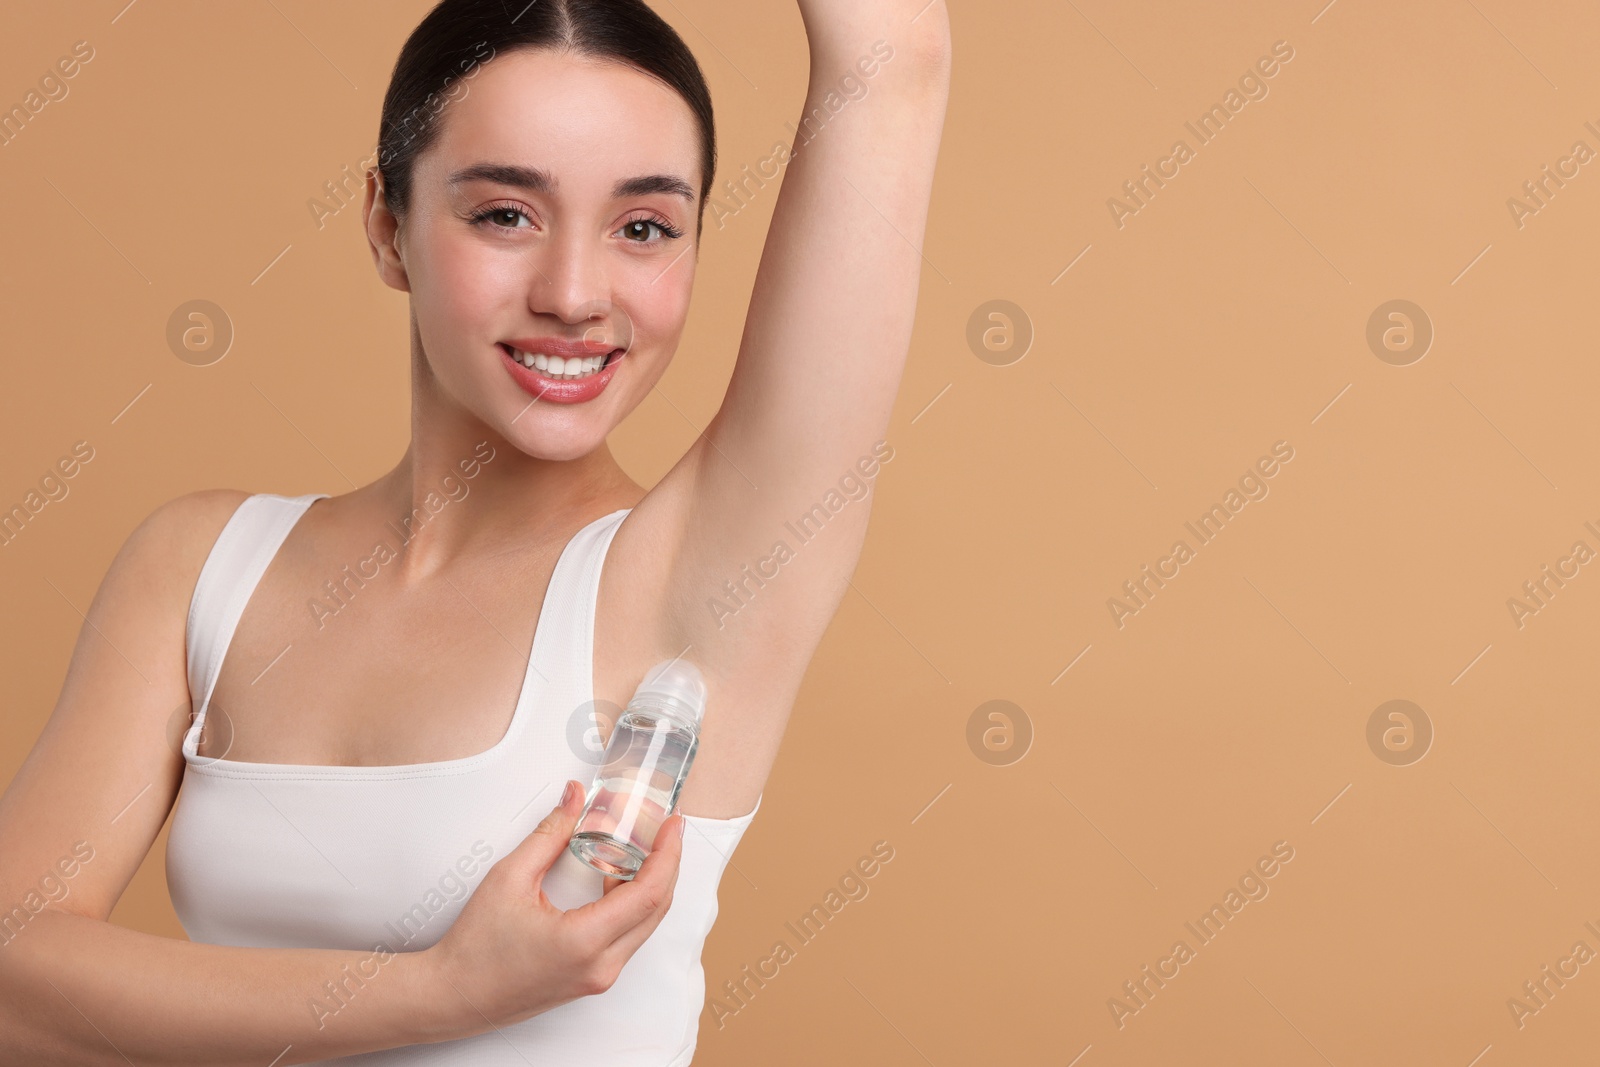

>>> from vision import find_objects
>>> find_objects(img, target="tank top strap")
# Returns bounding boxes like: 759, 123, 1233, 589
525, 508, 631, 701
185, 492, 328, 740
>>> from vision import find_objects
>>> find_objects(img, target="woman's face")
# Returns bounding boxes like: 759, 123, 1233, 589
383, 47, 703, 460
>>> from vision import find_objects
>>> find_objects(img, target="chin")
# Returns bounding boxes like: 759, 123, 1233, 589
498, 418, 612, 463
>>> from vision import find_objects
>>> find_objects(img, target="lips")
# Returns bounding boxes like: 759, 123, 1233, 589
504, 336, 619, 360
498, 341, 624, 404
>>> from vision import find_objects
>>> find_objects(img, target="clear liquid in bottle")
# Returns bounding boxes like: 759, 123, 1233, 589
569, 659, 704, 880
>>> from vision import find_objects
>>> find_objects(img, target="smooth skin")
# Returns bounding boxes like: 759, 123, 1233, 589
0, 0, 951, 1062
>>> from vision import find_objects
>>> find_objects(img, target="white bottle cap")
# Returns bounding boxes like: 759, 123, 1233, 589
634, 658, 707, 724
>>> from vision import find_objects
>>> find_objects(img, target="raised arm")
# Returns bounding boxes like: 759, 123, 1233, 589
712, 0, 952, 477
639, 1, 952, 813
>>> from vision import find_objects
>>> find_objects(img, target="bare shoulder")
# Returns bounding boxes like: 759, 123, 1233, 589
141, 487, 252, 569
86, 487, 258, 630
72, 486, 256, 685
131, 487, 254, 554
0, 488, 252, 919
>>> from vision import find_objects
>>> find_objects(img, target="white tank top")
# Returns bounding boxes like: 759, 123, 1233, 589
166, 492, 761, 1065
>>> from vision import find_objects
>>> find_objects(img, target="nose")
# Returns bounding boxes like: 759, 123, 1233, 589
531, 224, 609, 329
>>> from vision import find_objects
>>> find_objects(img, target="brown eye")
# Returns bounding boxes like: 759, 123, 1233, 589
617, 215, 683, 243
470, 204, 532, 230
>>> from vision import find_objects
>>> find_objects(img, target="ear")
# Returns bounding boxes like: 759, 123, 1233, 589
364, 167, 411, 293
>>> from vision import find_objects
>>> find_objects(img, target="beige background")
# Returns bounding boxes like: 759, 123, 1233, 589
3, 0, 1599, 1063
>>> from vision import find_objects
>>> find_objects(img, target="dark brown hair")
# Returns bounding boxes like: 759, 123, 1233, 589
377, 0, 715, 235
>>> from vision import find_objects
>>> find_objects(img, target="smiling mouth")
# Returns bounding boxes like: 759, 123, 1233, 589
499, 343, 624, 381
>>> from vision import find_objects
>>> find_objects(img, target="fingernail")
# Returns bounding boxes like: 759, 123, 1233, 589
677, 817, 687, 841
562, 780, 578, 806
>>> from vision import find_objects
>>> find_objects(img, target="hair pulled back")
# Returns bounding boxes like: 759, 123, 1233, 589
377, 0, 715, 232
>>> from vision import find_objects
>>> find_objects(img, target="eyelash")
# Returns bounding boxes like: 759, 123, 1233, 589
467, 202, 684, 242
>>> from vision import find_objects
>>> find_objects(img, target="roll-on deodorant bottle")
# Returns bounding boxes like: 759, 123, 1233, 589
569, 659, 704, 880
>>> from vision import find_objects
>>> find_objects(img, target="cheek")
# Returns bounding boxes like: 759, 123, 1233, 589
406, 230, 538, 395
412, 228, 510, 331
620, 263, 695, 345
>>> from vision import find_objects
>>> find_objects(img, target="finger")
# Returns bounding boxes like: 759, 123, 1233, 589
599, 814, 672, 896
566, 811, 683, 925
601, 819, 672, 895
598, 812, 678, 895
593, 813, 686, 955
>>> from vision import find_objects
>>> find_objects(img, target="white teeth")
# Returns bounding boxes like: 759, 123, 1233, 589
509, 347, 610, 380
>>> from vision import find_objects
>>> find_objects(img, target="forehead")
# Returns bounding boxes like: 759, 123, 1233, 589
426, 47, 700, 192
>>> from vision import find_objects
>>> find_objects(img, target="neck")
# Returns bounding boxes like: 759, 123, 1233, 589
363, 340, 635, 580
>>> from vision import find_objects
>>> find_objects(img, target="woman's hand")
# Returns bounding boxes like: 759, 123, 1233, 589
422, 779, 685, 1031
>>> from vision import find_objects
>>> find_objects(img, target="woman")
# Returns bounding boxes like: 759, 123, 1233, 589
0, 0, 949, 1062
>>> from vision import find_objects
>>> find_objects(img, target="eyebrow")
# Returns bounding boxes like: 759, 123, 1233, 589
447, 162, 695, 202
